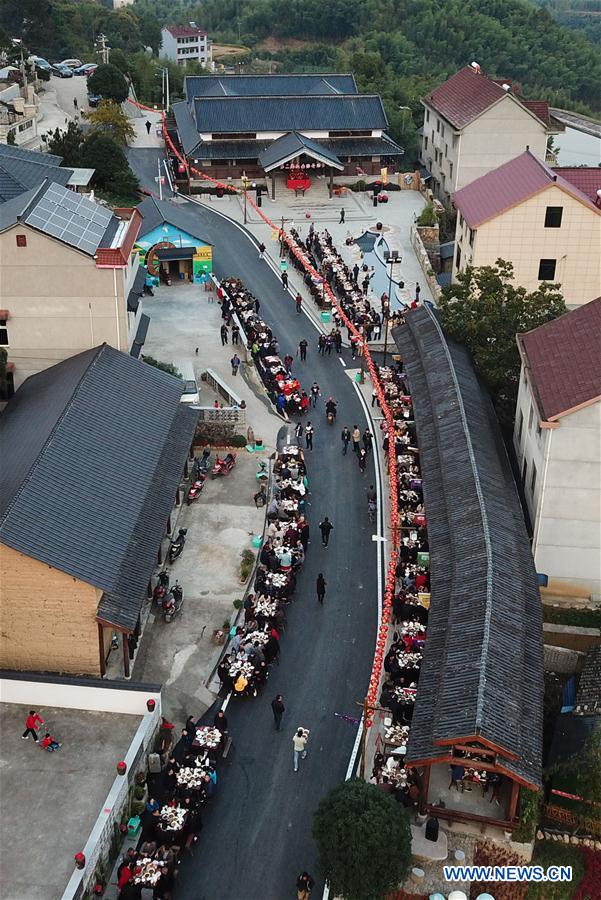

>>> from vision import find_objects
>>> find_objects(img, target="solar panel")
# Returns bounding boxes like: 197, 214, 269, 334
24, 182, 113, 255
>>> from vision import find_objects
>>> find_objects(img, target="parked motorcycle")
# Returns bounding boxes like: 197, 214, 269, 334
255, 460, 269, 482
168, 528, 187, 563
163, 581, 184, 622
187, 475, 206, 505
153, 569, 169, 604
196, 447, 212, 475
212, 452, 237, 479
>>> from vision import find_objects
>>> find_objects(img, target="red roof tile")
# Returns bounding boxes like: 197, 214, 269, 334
424, 65, 549, 130
164, 24, 207, 38
553, 167, 601, 205
453, 150, 599, 227
518, 297, 601, 420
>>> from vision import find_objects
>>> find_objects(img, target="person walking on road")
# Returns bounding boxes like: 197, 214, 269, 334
295, 293, 302, 314
319, 517, 333, 547
271, 694, 285, 731
316, 573, 326, 604
298, 339, 308, 361
297, 872, 315, 900
258, 242, 266, 259
220, 323, 229, 346
317, 334, 326, 355
415, 282, 421, 302
351, 425, 361, 454
295, 421, 303, 441
73, 97, 78, 110
352, 263, 359, 284
358, 448, 367, 474
282, 271, 288, 291
230, 353, 240, 376
145, 120, 151, 134
22, 709, 44, 741
339, 208, 345, 224
341, 426, 351, 455
293, 728, 309, 772
305, 422, 314, 451
231, 323, 240, 345
310, 382, 320, 406
363, 428, 373, 452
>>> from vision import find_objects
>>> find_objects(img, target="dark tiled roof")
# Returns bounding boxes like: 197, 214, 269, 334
137, 196, 212, 244
187, 134, 404, 163
0, 184, 42, 230
453, 150, 598, 227
129, 313, 150, 359
553, 167, 601, 204
164, 24, 207, 38
522, 99, 551, 127
258, 131, 344, 171
192, 94, 389, 134
425, 65, 549, 131
172, 100, 202, 155
0, 345, 198, 631
393, 309, 543, 789
0, 142, 70, 202
184, 73, 357, 102
517, 297, 601, 421
127, 265, 146, 313
576, 647, 601, 715
0, 144, 61, 165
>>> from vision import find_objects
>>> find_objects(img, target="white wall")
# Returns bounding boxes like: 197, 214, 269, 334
0, 676, 161, 715
513, 366, 547, 523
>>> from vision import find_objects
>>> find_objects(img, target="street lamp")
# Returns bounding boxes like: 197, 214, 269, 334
155, 67, 170, 111
383, 249, 401, 366
241, 173, 249, 224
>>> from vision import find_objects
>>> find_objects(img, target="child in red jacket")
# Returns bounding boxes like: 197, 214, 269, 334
22, 710, 43, 741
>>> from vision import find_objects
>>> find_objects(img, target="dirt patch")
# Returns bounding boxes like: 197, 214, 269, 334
255, 36, 315, 52
212, 43, 250, 59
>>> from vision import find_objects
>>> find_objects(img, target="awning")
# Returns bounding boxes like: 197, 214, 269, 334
259, 131, 344, 173
420, 166, 432, 182
130, 313, 150, 359
155, 247, 195, 261
127, 265, 146, 313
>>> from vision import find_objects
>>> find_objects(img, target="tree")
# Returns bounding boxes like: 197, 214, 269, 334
313, 778, 412, 900
439, 260, 566, 422
84, 100, 135, 145
88, 63, 129, 103
6, 129, 16, 145
80, 132, 139, 200
46, 120, 85, 165
108, 47, 129, 75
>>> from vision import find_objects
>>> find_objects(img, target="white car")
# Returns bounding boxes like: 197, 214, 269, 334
58, 58, 83, 69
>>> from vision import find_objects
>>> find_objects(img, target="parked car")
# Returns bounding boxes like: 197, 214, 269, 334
73, 63, 96, 76
29, 55, 51, 69
53, 64, 73, 78
58, 58, 83, 69
85, 64, 98, 77
87, 93, 102, 108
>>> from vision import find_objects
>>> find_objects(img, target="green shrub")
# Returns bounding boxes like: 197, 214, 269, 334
232, 598, 243, 609
133, 784, 145, 801
229, 433, 249, 448
527, 841, 585, 899
131, 800, 146, 818
417, 203, 438, 227
141, 356, 182, 378
512, 788, 541, 843
543, 605, 601, 629
240, 549, 255, 582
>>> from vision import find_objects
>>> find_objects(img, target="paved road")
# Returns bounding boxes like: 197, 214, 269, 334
130, 151, 380, 900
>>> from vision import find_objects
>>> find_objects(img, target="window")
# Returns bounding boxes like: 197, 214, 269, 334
436, 119, 440, 133
328, 129, 372, 137
211, 132, 257, 141
441, 125, 445, 138
18, 120, 33, 132
455, 245, 462, 269
528, 404, 534, 431
424, 136, 428, 150
444, 143, 448, 157
544, 206, 563, 228
469, 228, 475, 247
0, 319, 7, 345
449, 161, 453, 179
517, 409, 524, 443
0, 369, 14, 402
426, 110, 430, 122
530, 463, 537, 494
459, 213, 464, 228
16, 234, 26, 247
538, 258, 557, 280
522, 457, 528, 487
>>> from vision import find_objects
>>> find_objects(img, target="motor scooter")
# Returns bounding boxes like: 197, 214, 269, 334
163, 581, 184, 623
168, 528, 187, 563
325, 402, 337, 425
187, 475, 206, 505
255, 460, 269, 482
212, 452, 237, 478
153, 569, 169, 604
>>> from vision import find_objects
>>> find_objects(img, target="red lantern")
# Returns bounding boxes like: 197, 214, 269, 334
116, 761, 127, 776
146, 698, 156, 712
305, 212, 311, 219
74, 852, 86, 869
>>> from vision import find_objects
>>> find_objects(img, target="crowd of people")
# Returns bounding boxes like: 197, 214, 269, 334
116, 712, 229, 899
214, 277, 312, 702
218, 277, 309, 416
284, 225, 407, 343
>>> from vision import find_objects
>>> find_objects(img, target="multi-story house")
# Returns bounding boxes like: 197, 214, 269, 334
421, 63, 558, 203
451, 150, 601, 308
513, 297, 601, 599
160, 24, 213, 69
0, 180, 149, 395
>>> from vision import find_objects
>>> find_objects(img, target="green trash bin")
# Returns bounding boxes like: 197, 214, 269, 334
321, 311, 331, 324
355, 373, 362, 383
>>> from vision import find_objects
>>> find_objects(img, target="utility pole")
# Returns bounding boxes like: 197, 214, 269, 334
96, 33, 110, 65
279, 215, 285, 258
158, 156, 163, 201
